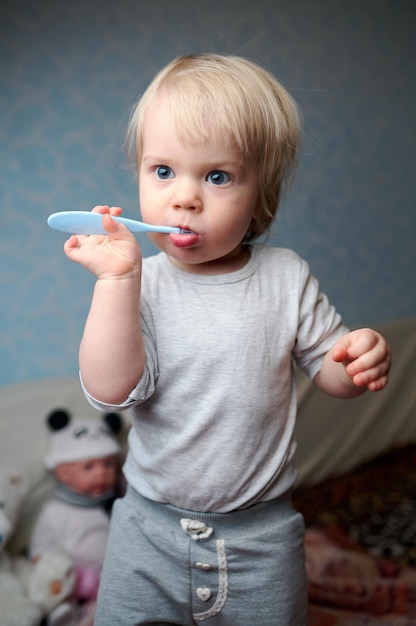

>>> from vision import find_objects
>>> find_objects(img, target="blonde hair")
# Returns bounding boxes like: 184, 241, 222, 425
126, 54, 301, 240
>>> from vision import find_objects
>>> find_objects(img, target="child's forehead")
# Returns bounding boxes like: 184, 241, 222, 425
142, 119, 243, 169
144, 92, 242, 152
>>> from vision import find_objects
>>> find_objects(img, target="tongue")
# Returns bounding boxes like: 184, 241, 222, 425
169, 232, 199, 248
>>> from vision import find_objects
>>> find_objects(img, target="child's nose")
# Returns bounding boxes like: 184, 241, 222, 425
171, 178, 202, 212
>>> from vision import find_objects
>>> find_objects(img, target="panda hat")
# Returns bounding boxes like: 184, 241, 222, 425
45, 409, 122, 469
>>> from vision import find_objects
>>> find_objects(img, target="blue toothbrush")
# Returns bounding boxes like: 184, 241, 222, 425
47, 211, 191, 235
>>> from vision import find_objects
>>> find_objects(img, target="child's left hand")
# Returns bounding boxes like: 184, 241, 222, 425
331, 328, 391, 392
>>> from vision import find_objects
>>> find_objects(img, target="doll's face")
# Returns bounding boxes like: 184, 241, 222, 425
54, 455, 118, 496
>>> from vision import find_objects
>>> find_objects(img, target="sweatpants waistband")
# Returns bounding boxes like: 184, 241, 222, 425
126, 485, 294, 539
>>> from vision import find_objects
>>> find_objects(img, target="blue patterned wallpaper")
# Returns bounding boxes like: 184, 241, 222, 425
1, 0, 415, 385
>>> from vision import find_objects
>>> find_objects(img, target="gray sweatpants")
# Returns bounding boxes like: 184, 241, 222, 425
94, 487, 307, 626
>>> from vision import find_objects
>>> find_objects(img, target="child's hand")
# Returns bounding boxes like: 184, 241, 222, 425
331, 328, 391, 392
63, 205, 141, 280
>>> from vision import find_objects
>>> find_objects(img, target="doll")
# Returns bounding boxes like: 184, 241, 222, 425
30, 409, 123, 603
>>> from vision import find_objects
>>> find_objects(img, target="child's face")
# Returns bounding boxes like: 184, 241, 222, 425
139, 97, 260, 274
54, 455, 118, 497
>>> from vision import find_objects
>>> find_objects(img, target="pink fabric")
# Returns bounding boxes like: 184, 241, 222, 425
305, 529, 416, 624
73, 565, 100, 603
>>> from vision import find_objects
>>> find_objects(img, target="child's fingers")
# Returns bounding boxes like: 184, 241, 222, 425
102, 213, 122, 235
346, 337, 390, 376
331, 335, 352, 363
351, 370, 389, 392
367, 375, 389, 392
331, 329, 391, 392
331, 332, 367, 363
100, 213, 137, 242
64, 234, 80, 256
332, 329, 383, 364
345, 358, 390, 387
86, 210, 134, 241
92, 205, 123, 216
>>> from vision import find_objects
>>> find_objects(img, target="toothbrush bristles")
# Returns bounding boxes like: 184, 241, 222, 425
179, 228, 193, 234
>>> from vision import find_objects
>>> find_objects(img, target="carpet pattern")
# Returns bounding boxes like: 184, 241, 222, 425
294, 445, 416, 567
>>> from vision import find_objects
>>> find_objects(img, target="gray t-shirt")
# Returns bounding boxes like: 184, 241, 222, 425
84, 244, 347, 512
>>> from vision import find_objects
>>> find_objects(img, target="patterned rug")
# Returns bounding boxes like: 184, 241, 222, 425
293, 444, 416, 568
294, 445, 416, 624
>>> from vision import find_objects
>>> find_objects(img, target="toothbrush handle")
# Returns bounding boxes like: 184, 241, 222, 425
114, 216, 179, 234
47, 211, 180, 235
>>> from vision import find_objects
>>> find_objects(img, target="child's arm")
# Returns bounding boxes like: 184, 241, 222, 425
64, 206, 145, 404
314, 328, 391, 398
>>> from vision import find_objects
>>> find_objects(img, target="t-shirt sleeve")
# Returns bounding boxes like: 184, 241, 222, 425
292, 259, 348, 380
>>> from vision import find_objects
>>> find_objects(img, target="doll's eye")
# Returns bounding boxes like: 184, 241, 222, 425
207, 170, 230, 185
155, 165, 173, 180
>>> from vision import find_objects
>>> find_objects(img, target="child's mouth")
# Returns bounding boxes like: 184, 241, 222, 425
169, 231, 199, 248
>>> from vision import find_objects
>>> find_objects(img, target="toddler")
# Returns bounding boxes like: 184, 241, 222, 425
63, 54, 391, 625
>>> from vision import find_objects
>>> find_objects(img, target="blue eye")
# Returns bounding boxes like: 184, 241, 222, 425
156, 165, 173, 180
208, 170, 230, 185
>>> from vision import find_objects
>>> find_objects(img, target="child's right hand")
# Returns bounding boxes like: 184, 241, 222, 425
64, 205, 142, 280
